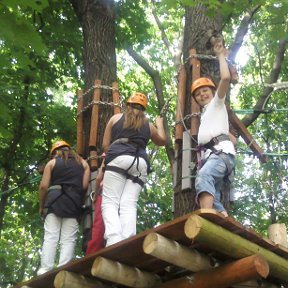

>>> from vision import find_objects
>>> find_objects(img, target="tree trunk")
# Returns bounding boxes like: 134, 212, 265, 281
69, 0, 117, 159
174, 4, 224, 217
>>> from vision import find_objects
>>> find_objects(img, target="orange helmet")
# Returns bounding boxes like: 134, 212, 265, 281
126, 92, 147, 110
50, 140, 71, 155
191, 77, 216, 95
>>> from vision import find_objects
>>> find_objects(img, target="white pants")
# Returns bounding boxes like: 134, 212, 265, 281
37, 213, 79, 275
102, 155, 148, 246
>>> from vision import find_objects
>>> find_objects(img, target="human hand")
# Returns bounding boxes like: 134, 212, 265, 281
213, 38, 226, 56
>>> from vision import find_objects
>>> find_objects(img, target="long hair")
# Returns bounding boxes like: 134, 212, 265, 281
123, 105, 147, 131
54, 148, 82, 165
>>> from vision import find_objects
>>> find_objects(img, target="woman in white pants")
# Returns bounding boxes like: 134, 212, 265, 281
97, 92, 166, 246
37, 140, 90, 275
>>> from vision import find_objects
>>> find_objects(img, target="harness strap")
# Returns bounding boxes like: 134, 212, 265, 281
104, 165, 144, 187
202, 134, 230, 150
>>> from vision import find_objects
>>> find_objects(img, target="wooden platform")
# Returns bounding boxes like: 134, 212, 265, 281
14, 209, 288, 288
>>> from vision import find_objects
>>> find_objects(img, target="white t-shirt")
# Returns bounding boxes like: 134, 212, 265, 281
198, 92, 235, 159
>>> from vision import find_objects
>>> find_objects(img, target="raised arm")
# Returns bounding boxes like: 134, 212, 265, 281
213, 39, 231, 99
150, 116, 167, 146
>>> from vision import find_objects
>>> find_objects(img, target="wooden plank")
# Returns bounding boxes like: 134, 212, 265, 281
226, 104, 267, 163
76, 89, 84, 156
143, 232, 214, 272
155, 255, 269, 288
112, 82, 121, 114
175, 65, 187, 142
14, 211, 288, 288
91, 257, 161, 287
54, 270, 108, 288
189, 48, 201, 137
184, 214, 288, 282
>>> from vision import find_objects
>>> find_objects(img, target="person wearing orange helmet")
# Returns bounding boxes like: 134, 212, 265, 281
37, 140, 90, 275
96, 92, 167, 246
191, 38, 236, 217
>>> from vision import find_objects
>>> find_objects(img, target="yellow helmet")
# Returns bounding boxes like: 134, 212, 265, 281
126, 92, 147, 110
50, 140, 71, 155
191, 77, 216, 95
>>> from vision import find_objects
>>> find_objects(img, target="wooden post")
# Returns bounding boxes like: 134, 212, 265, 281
91, 256, 161, 287
143, 232, 215, 271
226, 104, 267, 163
112, 82, 121, 114
184, 215, 288, 282
154, 255, 269, 288
175, 65, 187, 142
89, 79, 101, 171
189, 48, 200, 138
77, 89, 84, 156
54, 270, 108, 288
268, 223, 288, 248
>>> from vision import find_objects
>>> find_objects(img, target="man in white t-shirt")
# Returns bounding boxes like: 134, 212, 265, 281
191, 38, 236, 217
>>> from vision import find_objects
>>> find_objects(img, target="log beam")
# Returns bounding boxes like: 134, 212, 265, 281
91, 256, 161, 287
143, 232, 215, 271
268, 223, 288, 248
175, 65, 187, 142
184, 215, 288, 282
54, 270, 108, 288
155, 254, 269, 288
76, 89, 84, 156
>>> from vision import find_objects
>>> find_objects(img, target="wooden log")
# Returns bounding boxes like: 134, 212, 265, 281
54, 270, 108, 288
155, 254, 269, 288
232, 279, 280, 288
226, 104, 267, 163
184, 215, 288, 282
112, 82, 121, 114
143, 232, 214, 271
268, 223, 288, 248
76, 89, 84, 156
88, 79, 101, 170
91, 256, 161, 287
175, 65, 186, 142
189, 48, 200, 137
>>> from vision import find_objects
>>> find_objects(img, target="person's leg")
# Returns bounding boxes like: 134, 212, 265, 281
120, 157, 147, 239
101, 160, 126, 246
195, 154, 227, 213
37, 213, 61, 275
58, 217, 79, 267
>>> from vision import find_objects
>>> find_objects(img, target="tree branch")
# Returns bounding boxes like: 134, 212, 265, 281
242, 39, 288, 127
126, 47, 174, 168
229, 5, 261, 62
151, 0, 184, 71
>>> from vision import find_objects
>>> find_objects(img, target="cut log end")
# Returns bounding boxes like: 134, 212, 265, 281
254, 255, 270, 278
184, 214, 202, 239
143, 232, 158, 254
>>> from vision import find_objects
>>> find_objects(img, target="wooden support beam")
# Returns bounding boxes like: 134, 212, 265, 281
226, 104, 267, 163
155, 254, 269, 288
91, 256, 161, 287
189, 49, 200, 137
76, 89, 84, 156
184, 215, 288, 282
231, 279, 280, 288
175, 65, 187, 142
268, 223, 288, 248
112, 82, 121, 114
88, 79, 101, 170
54, 270, 108, 288
143, 232, 214, 272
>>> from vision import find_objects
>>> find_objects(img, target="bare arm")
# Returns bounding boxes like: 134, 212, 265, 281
213, 39, 231, 99
102, 113, 122, 152
81, 159, 90, 192
39, 159, 55, 214
150, 116, 167, 146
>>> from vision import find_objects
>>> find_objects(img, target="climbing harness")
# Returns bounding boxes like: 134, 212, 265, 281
103, 138, 148, 187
